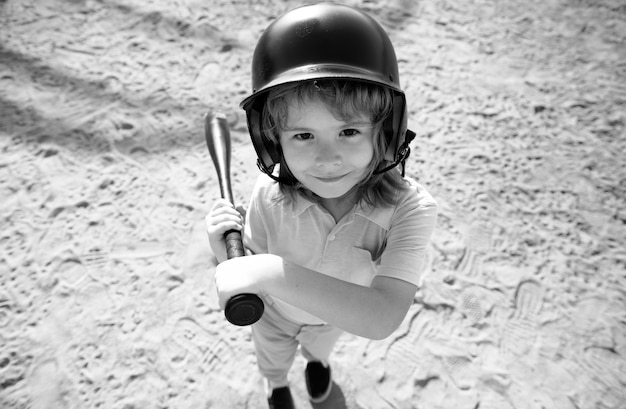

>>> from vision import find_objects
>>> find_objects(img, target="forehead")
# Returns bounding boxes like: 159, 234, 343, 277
282, 94, 370, 127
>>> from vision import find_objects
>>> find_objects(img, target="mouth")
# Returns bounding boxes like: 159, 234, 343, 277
312, 173, 348, 183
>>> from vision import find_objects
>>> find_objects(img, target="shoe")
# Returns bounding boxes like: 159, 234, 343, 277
267, 386, 295, 409
305, 361, 332, 403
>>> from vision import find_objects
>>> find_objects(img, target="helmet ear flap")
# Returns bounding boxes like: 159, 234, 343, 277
382, 92, 408, 162
246, 96, 282, 175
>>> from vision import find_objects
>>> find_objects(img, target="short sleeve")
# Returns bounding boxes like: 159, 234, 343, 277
243, 176, 270, 255
376, 185, 438, 286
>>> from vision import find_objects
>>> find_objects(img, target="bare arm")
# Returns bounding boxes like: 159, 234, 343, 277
214, 254, 417, 339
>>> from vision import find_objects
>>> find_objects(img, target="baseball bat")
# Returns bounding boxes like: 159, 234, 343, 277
204, 111, 264, 326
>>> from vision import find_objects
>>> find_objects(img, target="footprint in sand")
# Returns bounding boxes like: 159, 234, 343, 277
419, 269, 460, 308
80, 246, 110, 273
464, 221, 494, 254
27, 358, 67, 409
562, 358, 620, 409
459, 287, 485, 323
383, 307, 440, 383
500, 279, 543, 357
440, 354, 478, 390
453, 221, 495, 279
166, 317, 257, 396
576, 346, 626, 400
49, 257, 89, 290
455, 248, 485, 279
73, 340, 117, 384
457, 285, 506, 325
170, 317, 219, 365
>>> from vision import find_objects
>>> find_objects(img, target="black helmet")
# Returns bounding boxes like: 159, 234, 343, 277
240, 2, 414, 177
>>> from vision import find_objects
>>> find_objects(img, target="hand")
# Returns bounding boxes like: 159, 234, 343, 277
214, 254, 283, 310
205, 199, 246, 263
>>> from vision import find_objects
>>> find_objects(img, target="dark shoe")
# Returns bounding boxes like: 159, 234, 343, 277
305, 361, 332, 403
268, 386, 295, 409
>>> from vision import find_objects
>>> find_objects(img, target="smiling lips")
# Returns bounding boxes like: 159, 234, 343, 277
313, 173, 348, 183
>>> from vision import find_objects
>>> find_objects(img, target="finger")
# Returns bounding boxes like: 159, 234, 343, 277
206, 204, 243, 220
206, 212, 243, 228
209, 198, 236, 212
214, 221, 243, 235
235, 205, 247, 219
209, 204, 244, 219
206, 221, 242, 240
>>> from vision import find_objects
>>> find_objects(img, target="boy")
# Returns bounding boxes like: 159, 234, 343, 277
206, 3, 437, 408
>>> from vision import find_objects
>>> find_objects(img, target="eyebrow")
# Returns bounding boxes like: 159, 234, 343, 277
282, 121, 373, 132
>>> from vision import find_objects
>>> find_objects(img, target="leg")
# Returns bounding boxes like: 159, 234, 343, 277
297, 324, 343, 363
251, 300, 302, 390
298, 324, 343, 403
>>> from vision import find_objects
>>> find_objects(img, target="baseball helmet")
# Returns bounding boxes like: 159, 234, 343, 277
240, 2, 414, 177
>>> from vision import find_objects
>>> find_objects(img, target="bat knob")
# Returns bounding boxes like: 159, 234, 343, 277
225, 294, 265, 326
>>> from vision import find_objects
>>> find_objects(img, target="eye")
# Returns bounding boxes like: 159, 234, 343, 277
340, 129, 360, 137
293, 132, 313, 141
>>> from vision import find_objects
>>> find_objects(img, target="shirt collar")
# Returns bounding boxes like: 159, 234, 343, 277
354, 201, 394, 229
291, 192, 394, 230
291, 193, 317, 217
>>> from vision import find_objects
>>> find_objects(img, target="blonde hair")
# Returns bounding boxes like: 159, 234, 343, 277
262, 79, 409, 207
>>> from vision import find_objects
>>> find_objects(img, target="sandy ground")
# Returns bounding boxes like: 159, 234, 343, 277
1, 0, 625, 408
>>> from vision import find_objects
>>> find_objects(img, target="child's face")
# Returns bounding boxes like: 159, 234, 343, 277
279, 98, 375, 200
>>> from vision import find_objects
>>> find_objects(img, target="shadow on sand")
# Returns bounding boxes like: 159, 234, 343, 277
310, 382, 346, 409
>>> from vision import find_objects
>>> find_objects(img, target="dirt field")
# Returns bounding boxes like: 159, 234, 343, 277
1, 0, 625, 408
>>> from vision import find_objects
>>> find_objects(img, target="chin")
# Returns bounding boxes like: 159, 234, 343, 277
309, 182, 358, 200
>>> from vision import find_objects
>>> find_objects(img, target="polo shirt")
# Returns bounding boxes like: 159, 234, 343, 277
243, 174, 438, 325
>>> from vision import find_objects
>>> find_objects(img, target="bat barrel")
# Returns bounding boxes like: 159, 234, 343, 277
205, 112, 235, 204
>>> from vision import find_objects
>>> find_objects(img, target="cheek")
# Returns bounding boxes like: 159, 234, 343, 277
280, 144, 308, 172
352, 143, 375, 168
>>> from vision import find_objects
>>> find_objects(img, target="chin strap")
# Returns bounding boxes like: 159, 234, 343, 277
257, 160, 297, 185
257, 160, 281, 182
374, 129, 416, 177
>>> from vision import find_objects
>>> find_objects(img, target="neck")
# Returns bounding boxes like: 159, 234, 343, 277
319, 188, 360, 223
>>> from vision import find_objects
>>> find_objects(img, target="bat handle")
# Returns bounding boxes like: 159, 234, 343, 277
225, 229, 245, 259
225, 293, 265, 327
223, 229, 265, 326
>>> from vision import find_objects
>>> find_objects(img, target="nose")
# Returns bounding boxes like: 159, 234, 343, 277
314, 141, 342, 168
